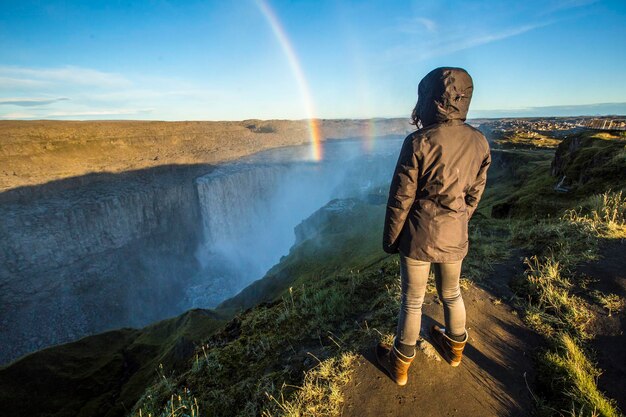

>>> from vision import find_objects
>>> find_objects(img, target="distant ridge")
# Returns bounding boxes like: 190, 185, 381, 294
469, 102, 626, 118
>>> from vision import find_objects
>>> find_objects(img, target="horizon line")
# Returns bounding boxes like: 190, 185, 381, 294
1, 114, 625, 123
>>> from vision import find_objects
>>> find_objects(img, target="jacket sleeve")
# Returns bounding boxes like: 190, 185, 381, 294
383, 136, 419, 254
465, 150, 491, 221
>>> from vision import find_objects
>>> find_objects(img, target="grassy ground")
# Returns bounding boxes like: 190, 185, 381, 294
496, 131, 626, 416
124, 130, 626, 417
510, 190, 625, 417
129, 194, 513, 416
0, 119, 410, 193
493, 131, 562, 149
0, 309, 226, 417
128, 196, 397, 416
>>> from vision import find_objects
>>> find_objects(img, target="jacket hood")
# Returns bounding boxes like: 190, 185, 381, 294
416, 67, 473, 127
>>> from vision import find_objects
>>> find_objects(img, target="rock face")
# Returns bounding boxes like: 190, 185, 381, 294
0, 193, 385, 417
551, 135, 584, 179
0, 165, 207, 364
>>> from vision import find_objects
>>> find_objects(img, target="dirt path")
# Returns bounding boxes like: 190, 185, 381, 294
578, 239, 626, 412
342, 255, 541, 417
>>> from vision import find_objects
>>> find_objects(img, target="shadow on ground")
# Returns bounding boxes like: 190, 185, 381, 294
343, 253, 541, 417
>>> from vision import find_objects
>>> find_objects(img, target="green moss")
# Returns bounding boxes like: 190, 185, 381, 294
0, 310, 225, 417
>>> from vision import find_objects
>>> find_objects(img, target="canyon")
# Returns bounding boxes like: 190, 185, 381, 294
0, 119, 410, 364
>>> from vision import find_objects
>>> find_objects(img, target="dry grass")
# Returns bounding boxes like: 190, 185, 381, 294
564, 191, 626, 239
263, 352, 358, 417
133, 386, 201, 417
591, 291, 625, 317
523, 256, 593, 338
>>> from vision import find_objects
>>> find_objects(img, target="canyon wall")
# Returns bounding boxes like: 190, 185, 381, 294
0, 132, 406, 365
0, 165, 208, 364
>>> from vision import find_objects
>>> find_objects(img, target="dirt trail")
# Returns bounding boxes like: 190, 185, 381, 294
578, 239, 626, 412
342, 255, 541, 417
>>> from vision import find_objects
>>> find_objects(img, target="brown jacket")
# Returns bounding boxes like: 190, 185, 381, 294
383, 68, 491, 262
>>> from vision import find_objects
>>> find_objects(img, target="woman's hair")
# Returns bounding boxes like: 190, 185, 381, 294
410, 99, 421, 128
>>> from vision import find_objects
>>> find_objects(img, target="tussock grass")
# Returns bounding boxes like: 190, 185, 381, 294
591, 291, 626, 317
484, 133, 626, 416
544, 334, 621, 417
264, 352, 357, 417
131, 260, 400, 417
564, 191, 626, 239
523, 255, 593, 338
493, 135, 626, 416
132, 378, 200, 417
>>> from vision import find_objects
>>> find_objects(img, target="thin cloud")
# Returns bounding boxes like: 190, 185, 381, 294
44, 108, 154, 117
416, 18, 437, 32
87, 88, 229, 102
0, 112, 36, 119
0, 97, 69, 107
540, 0, 599, 15
0, 77, 49, 88
385, 21, 552, 62
396, 17, 438, 34
0, 108, 154, 120
0, 65, 132, 88
434, 22, 548, 55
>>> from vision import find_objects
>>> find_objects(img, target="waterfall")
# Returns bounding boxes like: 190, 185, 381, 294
189, 139, 403, 308
195, 163, 290, 275
191, 161, 343, 306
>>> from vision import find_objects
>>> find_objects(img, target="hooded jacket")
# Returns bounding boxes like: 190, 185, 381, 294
382, 67, 491, 262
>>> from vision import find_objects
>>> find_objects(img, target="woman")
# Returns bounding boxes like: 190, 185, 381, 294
377, 67, 491, 386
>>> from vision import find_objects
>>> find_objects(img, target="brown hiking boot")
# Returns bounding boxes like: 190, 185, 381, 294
375, 339, 415, 386
430, 324, 468, 367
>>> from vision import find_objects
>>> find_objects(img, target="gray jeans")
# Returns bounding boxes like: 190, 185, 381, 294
396, 251, 466, 346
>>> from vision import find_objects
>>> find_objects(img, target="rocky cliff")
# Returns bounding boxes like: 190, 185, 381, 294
0, 165, 208, 364
551, 132, 626, 192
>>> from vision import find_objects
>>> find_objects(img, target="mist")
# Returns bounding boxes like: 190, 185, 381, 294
186, 137, 403, 308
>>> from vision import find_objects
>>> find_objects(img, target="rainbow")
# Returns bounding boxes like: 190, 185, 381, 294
364, 118, 377, 154
255, 0, 323, 161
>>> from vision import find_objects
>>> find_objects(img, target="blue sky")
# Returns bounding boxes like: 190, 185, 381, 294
0, 0, 625, 120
